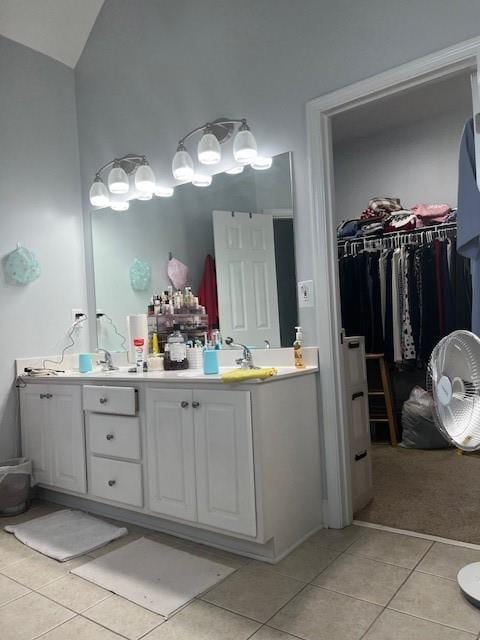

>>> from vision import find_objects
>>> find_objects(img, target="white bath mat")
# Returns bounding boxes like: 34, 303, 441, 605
4, 509, 127, 561
72, 537, 235, 618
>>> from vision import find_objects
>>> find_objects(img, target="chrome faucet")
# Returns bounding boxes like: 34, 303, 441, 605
97, 348, 118, 371
225, 337, 256, 369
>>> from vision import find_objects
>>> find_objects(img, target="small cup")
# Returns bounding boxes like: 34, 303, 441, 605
79, 353, 93, 373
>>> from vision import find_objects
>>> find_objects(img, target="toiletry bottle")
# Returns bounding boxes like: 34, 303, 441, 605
293, 326, 305, 369
151, 332, 159, 356
164, 324, 189, 370
134, 338, 145, 373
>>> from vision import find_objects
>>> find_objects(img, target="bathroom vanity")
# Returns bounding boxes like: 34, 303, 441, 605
17, 359, 322, 562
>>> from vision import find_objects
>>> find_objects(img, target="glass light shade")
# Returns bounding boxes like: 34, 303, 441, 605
172, 147, 194, 181
89, 178, 109, 207
192, 173, 212, 187
110, 200, 129, 211
137, 192, 153, 201
108, 166, 129, 194
250, 156, 273, 170
233, 128, 257, 164
134, 162, 155, 193
197, 131, 221, 165
225, 165, 244, 175
155, 185, 174, 197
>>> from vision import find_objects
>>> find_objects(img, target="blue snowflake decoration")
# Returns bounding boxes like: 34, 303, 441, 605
129, 258, 151, 291
5, 246, 41, 285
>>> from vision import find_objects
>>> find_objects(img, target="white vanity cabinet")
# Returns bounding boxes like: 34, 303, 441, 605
20, 384, 86, 493
146, 388, 256, 536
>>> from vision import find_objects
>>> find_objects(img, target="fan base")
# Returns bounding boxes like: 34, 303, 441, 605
458, 562, 480, 608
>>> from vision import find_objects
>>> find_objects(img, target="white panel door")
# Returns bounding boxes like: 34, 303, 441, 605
193, 389, 256, 536
20, 386, 51, 485
146, 388, 197, 521
213, 210, 281, 347
49, 385, 86, 493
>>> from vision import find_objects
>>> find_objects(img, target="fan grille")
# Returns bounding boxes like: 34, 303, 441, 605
427, 331, 480, 451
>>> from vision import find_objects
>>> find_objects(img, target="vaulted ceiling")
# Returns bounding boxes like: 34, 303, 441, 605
0, 0, 104, 67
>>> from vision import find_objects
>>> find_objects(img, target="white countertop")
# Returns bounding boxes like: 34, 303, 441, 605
18, 364, 318, 385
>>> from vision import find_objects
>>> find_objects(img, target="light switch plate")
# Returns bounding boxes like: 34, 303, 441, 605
298, 280, 314, 308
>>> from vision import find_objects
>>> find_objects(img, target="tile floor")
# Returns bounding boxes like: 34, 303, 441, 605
2, 502, 480, 639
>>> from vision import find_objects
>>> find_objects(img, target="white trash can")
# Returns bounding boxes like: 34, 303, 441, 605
0, 458, 33, 516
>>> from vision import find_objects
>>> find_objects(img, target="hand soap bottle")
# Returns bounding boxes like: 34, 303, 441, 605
293, 326, 305, 369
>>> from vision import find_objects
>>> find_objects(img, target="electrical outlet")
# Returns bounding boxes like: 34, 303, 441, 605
298, 280, 314, 308
72, 308, 87, 324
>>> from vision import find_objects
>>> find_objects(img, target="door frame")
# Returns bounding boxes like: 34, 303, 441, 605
306, 37, 480, 528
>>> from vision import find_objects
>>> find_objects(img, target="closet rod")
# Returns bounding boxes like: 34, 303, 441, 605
337, 221, 456, 247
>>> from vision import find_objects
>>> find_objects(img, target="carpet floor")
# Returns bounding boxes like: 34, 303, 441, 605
355, 444, 480, 544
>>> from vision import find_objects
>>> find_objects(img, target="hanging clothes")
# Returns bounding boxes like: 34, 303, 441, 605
338, 228, 471, 363
198, 254, 219, 330
457, 118, 480, 335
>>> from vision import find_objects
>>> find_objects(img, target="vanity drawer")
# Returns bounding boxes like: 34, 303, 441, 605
89, 456, 143, 507
83, 385, 136, 415
87, 414, 141, 460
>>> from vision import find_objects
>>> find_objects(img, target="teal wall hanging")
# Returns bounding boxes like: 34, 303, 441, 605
129, 258, 151, 291
4, 244, 41, 285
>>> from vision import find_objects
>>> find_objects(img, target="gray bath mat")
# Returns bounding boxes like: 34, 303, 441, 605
72, 537, 234, 617
4, 509, 127, 561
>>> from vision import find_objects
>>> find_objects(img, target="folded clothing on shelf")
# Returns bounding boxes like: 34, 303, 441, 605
412, 203, 452, 227
384, 211, 417, 233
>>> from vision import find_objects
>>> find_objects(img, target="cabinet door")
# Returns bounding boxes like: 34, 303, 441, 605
146, 388, 197, 521
350, 391, 373, 513
48, 385, 86, 493
20, 386, 51, 485
193, 390, 256, 536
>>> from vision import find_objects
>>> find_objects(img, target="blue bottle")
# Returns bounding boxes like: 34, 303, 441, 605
203, 348, 219, 375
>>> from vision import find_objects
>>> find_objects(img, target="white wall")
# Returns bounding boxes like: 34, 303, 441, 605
0, 36, 85, 457
75, 0, 480, 347
334, 106, 472, 223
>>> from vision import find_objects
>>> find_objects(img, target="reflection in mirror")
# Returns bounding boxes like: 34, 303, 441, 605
91, 152, 297, 355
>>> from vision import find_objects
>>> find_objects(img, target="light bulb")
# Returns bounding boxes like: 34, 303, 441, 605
197, 128, 221, 165
233, 120, 257, 164
172, 143, 194, 181
108, 164, 129, 194
89, 176, 109, 207
137, 192, 153, 201
250, 156, 273, 170
110, 200, 129, 211
225, 165, 244, 175
192, 173, 212, 187
155, 185, 174, 197
134, 160, 155, 193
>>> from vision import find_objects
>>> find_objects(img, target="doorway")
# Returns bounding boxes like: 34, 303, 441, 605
306, 38, 480, 533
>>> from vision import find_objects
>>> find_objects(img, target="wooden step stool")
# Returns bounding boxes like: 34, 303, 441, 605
366, 353, 398, 446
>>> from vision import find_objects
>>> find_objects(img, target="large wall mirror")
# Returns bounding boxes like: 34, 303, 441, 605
90, 151, 297, 353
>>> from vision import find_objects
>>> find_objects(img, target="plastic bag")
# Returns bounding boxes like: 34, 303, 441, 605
0, 458, 34, 486
400, 386, 451, 449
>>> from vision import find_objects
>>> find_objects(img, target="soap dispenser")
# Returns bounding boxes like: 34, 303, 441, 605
293, 326, 305, 369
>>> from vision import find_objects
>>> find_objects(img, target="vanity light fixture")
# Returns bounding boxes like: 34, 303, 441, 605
192, 173, 212, 187
110, 200, 129, 211
225, 165, 244, 175
134, 158, 156, 193
172, 117, 259, 180
89, 154, 157, 209
137, 192, 153, 201
89, 175, 110, 207
154, 185, 175, 198
250, 156, 273, 170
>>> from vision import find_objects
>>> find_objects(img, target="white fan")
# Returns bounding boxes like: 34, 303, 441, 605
427, 330, 480, 606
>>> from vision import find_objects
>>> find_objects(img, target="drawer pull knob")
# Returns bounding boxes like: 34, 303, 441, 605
106, 434, 114, 440
192, 401, 200, 409
355, 450, 368, 461
99, 397, 108, 404
352, 391, 364, 400
181, 401, 189, 408
108, 479, 116, 487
